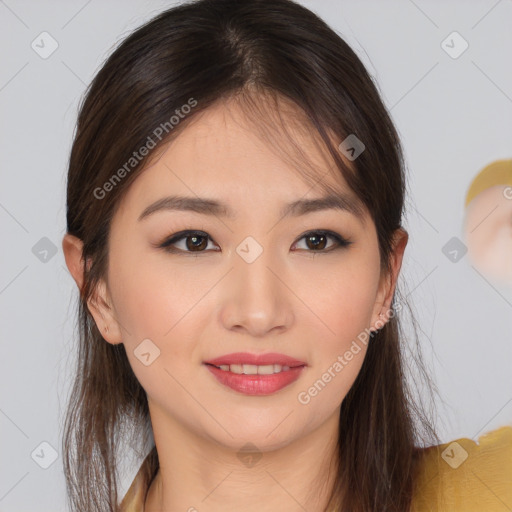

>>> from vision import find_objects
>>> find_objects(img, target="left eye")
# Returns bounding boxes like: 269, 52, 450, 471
158, 230, 352, 254
292, 230, 351, 252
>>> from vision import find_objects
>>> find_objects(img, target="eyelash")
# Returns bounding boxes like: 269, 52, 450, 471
157, 229, 352, 255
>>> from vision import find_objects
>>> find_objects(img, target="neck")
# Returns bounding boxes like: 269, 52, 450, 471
144, 405, 340, 512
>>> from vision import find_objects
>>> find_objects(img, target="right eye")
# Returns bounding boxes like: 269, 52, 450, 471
159, 230, 220, 254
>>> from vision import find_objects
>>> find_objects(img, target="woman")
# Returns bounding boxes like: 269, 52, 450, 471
61, 0, 512, 510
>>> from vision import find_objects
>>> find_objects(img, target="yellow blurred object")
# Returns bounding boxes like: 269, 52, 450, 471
465, 159, 512, 207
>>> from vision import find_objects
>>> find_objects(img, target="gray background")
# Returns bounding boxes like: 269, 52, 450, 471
1, 0, 511, 510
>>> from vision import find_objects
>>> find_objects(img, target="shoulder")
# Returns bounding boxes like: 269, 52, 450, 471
411, 425, 512, 512
119, 457, 149, 512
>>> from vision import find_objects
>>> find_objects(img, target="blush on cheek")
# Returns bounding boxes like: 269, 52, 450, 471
322, 280, 377, 336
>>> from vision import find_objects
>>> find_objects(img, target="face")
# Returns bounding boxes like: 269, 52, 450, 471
71, 98, 404, 452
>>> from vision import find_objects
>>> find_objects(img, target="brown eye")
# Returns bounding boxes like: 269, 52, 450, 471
185, 234, 208, 251
293, 230, 352, 252
159, 231, 218, 253
305, 233, 328, 250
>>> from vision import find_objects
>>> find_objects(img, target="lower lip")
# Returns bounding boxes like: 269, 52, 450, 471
204, 364, 306, 395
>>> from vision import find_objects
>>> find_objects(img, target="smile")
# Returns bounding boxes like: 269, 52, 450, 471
211, 363, 292, 374
204, 363, 306, 395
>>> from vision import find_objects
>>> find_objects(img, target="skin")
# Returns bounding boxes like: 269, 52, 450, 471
63, 97, 408, 511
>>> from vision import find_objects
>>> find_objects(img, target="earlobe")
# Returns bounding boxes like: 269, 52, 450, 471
87, 280, 124, 345
62, 233, 123, 345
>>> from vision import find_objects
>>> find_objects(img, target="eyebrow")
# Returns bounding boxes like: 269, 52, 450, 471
138, 193, 366, 223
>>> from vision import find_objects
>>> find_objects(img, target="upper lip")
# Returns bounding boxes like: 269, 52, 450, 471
204, 352, 307, 367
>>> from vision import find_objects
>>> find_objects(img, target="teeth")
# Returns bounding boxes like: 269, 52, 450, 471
230, 364, 244, 374
216, 363, 294, 374
258, 364, 275, 375
243, 364, 259, 375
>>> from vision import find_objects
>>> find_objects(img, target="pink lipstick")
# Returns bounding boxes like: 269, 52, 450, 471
203, 352, 307, 395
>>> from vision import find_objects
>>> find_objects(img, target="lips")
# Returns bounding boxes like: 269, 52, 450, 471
204, 352, 306, 368
203, 352, 307, 395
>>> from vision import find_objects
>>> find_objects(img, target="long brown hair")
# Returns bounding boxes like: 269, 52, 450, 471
62, 0, 441, 510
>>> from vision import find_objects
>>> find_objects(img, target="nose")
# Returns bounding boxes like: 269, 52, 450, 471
218, 248, 294, 338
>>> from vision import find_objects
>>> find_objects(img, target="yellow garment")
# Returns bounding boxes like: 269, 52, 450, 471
412, 425, 512, 511
119, 425, 512, 511
119, 458, 147, 512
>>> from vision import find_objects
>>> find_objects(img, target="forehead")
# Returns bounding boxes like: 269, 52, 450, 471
119, 94, 369, 224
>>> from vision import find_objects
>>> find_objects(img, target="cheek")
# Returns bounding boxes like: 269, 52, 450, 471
108, 242, 209, 338
107, 252, 213, 399
288, 250, 380, 405
294, 250, 380, 347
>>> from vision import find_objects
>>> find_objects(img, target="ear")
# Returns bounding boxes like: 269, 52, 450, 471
62, 233, 123, 345
370, 228, 408, 332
